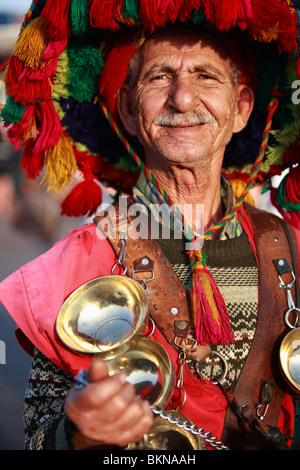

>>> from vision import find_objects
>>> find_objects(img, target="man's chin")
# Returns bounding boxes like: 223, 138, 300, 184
153, 143, 210, 164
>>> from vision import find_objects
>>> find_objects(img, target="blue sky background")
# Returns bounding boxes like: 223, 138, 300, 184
0, 0, 29, 15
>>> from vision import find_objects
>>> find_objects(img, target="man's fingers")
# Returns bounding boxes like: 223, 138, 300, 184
71, 372, 129, 410
66, 358, 154, 447
87, 358, 110, 382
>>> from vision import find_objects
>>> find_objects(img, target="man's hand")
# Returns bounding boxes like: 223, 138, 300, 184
65, 359, 154, 449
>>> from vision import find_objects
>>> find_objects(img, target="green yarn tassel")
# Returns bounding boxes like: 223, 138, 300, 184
70, 0, 90, 35
192, 7, 209, 26
67, 38, 104, 103
0, 96, 26, 124
113, 154, 140, 172
276, 174, 300, 211
123, 0, 140, 23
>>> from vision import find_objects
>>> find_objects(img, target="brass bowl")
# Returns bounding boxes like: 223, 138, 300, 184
128, 410, 206, 450
56, 275, 149, 358
146, 412, 206, 450
279, 328, 300, 392
106, 338, 175, 409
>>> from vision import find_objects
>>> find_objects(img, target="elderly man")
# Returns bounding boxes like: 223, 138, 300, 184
1, 1, 300, 452
66, 24, 254, 449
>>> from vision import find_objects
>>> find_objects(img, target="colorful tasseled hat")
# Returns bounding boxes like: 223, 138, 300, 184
1, 0, 300, 347
1, 0, 300, 224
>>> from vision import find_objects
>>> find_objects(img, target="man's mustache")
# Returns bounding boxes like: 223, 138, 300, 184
154, 111, 215, 126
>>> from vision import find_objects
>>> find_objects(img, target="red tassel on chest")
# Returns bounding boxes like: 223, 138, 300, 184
189, 251, 235, 346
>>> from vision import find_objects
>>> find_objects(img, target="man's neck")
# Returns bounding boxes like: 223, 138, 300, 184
147, 159, 224, 237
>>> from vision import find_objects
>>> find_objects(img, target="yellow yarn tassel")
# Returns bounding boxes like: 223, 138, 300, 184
42, 131, 78, 192
14, 17, 48, 69
230, 178, 255, 206
52, 50, 70, 101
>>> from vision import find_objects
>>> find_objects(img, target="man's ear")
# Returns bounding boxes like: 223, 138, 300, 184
233, 84, 255, 134
117, 84, 138, 136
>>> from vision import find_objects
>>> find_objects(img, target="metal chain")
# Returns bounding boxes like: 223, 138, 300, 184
150, 404, 230, 450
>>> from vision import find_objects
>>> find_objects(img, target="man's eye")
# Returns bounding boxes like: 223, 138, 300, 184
150, 74, 167, 81
199, 74, 214, 80
198, 73, 218, 81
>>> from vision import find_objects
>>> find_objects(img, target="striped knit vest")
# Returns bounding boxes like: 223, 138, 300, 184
158, 231, 258, 388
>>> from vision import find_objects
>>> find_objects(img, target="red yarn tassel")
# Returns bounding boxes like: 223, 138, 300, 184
32, 100, 62, 153
3, 55, 23, 93
216, 0, 244, 30
139, 0, 180, 30
178, 1, 204, 22
20, 138, 44, 179
270, 189, 300, 231
157, 0, 178, 20
248, 0, 298, 53
41, 0, 72, 40
7, 104, 35, 149
5, 56, 52, 104
189, 251, 234, 346
89, 0, 123, 30
202, 0, 243, 30
43, 38, 68, 62
61, 177, 103, 217
61, 146, 104, 217
238, 0, 254, 29
284, 165, 300, 204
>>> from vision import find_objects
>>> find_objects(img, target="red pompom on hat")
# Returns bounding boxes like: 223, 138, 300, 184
98, 30, 143, 124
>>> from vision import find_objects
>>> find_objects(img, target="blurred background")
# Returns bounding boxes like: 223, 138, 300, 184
0, 0, 87, 450
0, 0, 287, 452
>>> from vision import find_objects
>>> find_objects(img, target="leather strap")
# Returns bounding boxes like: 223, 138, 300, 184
222, 203, 299, 449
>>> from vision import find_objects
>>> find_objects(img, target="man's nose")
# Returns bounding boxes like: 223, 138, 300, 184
166, 76, 199, 113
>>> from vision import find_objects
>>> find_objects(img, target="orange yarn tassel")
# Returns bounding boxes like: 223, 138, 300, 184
42, 130, 77, 191
189, 249, 234, 346
14, 16, 48, 69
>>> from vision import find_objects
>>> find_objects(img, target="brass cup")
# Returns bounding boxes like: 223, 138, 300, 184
56, 274, 205, 450
128, 411, 206, 450
56, 275, 149, 359
279, 327, 300, 392
105, 337, 175, 409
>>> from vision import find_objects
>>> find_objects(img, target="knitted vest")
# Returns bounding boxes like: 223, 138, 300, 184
159, 231, 258, 387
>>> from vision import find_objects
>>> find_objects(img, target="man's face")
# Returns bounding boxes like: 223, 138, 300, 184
120, 27, 251, 170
